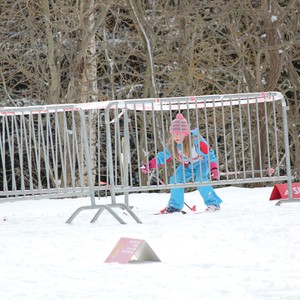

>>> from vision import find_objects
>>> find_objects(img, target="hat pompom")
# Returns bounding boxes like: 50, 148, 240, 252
176, 114, 185, 120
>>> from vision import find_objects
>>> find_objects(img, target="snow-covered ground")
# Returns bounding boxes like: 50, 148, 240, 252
1, 186, 300, 300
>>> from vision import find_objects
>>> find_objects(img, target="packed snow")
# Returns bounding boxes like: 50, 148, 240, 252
1, 186, 300, 300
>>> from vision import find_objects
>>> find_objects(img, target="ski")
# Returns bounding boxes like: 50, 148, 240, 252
151, 210, 206, 215
152, 210, 187, 215
152, 207, 220, 215
152, 204, 198, 215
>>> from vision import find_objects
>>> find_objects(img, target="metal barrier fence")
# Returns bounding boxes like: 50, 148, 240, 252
104, 92, 296, 206
0, 104, 141, 224
0, 92, 297, 224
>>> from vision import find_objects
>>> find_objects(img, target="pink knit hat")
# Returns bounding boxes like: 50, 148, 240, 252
170, 114, 190, 136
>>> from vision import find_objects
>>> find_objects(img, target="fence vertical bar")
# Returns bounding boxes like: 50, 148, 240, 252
276, 95, 295, 205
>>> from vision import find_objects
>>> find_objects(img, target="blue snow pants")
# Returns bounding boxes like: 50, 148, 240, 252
167, 163, 223, 210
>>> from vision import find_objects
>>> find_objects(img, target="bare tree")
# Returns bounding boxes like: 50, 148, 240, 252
1, 0, 299, 185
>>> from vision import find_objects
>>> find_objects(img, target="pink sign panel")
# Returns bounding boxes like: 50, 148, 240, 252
105, 237, 160, 264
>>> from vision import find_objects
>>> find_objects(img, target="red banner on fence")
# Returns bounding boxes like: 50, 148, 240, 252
269, 183, 300, 200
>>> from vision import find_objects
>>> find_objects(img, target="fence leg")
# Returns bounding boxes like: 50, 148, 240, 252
90, 207, 105, 223
90, 206, 126, 224
276, 199, 300, 206
66, 204, 142, 224
115, 203, 143, 224
66, 205, 126, 224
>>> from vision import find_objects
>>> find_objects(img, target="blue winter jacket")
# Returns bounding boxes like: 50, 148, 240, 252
153, 128, 218, 168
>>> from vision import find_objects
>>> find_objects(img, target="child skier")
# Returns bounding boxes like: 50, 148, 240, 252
142, 113, 223, 213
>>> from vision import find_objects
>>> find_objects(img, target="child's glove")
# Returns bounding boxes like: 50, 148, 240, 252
140, 164, 150, 174
210, 162, 219, 179
141, 158, 157, 174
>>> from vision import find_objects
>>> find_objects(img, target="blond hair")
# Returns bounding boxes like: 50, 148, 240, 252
167, 134, 191, 161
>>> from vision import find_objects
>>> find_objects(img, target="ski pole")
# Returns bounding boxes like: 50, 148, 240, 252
183, 202, 197, 211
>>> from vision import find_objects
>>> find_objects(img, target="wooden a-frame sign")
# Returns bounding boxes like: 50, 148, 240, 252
105, 237, 161, 264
